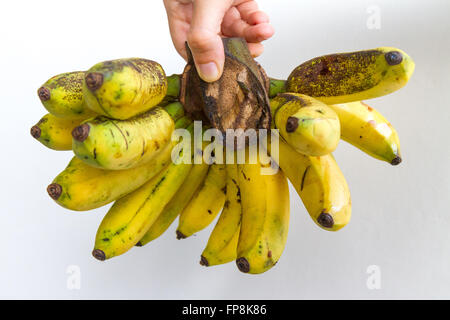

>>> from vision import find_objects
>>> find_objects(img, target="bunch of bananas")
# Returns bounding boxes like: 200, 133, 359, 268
32, 42, 414, 274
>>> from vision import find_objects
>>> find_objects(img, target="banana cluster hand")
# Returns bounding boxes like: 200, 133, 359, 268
32, 45, 414, 274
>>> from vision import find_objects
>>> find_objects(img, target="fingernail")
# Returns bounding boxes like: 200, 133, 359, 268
197, 62, 220, 82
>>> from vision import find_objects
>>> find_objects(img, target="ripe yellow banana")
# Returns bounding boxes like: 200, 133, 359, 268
37, 71, 96, 119
286, 47, 415, 104
30, 113, 84, 150
72, 103, 183, 170
236, 157, 290, 274
201, 163, 242, 267
270, 136, 351, 231
92, 132, 193, 260
329, 101, 401, 165
271, 93, 340, 156
137, 161, 210, 246
176, 164, 227, 239
83, 58, 167, 120
47, 142, 174, 211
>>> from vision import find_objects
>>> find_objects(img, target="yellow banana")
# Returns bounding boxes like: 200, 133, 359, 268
270, 136, 351, 231
329, 101, 401, 165
236, 157, 290, 274
83, 58, 167, 120
92, 131, 193, 260
176, 164, 227, 239
271, 93, 340, 156
72, 103, 183, 170
286, 47, 415, 104
47, 142, 174, 211
137, 161, 210, 246
30, 113, 84, 151
201, 163, 242, 267
37, 71, 96, 119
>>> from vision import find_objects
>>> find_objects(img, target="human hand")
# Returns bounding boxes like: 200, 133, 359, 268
163, 0, 274, 82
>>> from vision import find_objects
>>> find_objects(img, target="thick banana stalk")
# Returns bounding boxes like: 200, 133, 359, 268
201, 163, 242, 267
329, 101, 401, 165
83, 58, 167, 119
270, 137, 351, 231
37, 71, 96, 119
72, 103, 183, 170
30, 113, 84, 150
92, 126, 194, 260
286, 47, 415, 104
271, 93, 340, 156
176, 164, 227, 239
236, 157, 290, 274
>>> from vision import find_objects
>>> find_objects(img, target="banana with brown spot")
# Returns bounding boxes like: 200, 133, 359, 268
329, 101, 402, 165
72, 103, 184, 170
37, 71, 96, 119
271, 93, 340, 156
83, 58, 167, 119
30, 113, 85, 150
286, 47, 415, 104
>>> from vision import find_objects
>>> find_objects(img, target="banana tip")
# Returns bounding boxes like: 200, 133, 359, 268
85, 72, 104, 92
47, 183, 62, 200
286, 117, 299, 133
317, 212, 334, 228
30, 125, 41, 139
92, 249, 106, 261
135, 241, 142, 247
199, 256, 209, 266
236, 257, 250, 273
391, 156, 402, 166
176, 230, 186, 240
72, 124, 90, 142
38, 86, 50, 101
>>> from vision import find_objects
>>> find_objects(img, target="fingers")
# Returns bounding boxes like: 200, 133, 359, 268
188, 0, 234, 82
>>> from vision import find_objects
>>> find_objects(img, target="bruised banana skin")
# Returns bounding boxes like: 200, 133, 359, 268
47, 141, 174, 211
37, 71, 96, 119
269, 137, 351, 231
271, 93, 340, 156
176, 164, 227, 239
236, 158, 290, 274
72, 104, 182, 170
137, 160, 210, 246
30, 113, 84, 150
83, 58, 167, 120
92, 127, 194, 260
286, 47, 415, 104
201, 163, 242, 267
329, 101, 401, 165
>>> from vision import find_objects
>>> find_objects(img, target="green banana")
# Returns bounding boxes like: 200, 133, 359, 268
83, 58, 168, 120
37, 71, 96, 119
72, 103, 184, 170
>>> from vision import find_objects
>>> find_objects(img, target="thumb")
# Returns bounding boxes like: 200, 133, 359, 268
188, 0, 233, 82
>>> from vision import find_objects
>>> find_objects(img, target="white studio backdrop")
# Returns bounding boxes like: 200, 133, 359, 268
0, 0, 449, 299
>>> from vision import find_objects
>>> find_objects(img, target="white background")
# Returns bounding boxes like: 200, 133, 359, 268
0, 0, 449, 299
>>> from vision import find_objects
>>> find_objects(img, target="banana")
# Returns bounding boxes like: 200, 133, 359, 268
37, 71, 96, 119
83, 58, 168, 120
286, 47, 415, 104
72, 103, 183, 170
271, 93, 340, 156
176, 164, 227, 239
30, 113, 84, 150
236, 157, 290, 274
92, 127, 194, 260
329, 101, 401, 165
268, 136, 351, 231
137, 161, 210, 246
201, 163, 242, 267
47, 142, 174, 211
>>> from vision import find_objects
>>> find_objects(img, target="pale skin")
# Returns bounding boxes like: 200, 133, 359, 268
163, 0, 274, 82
